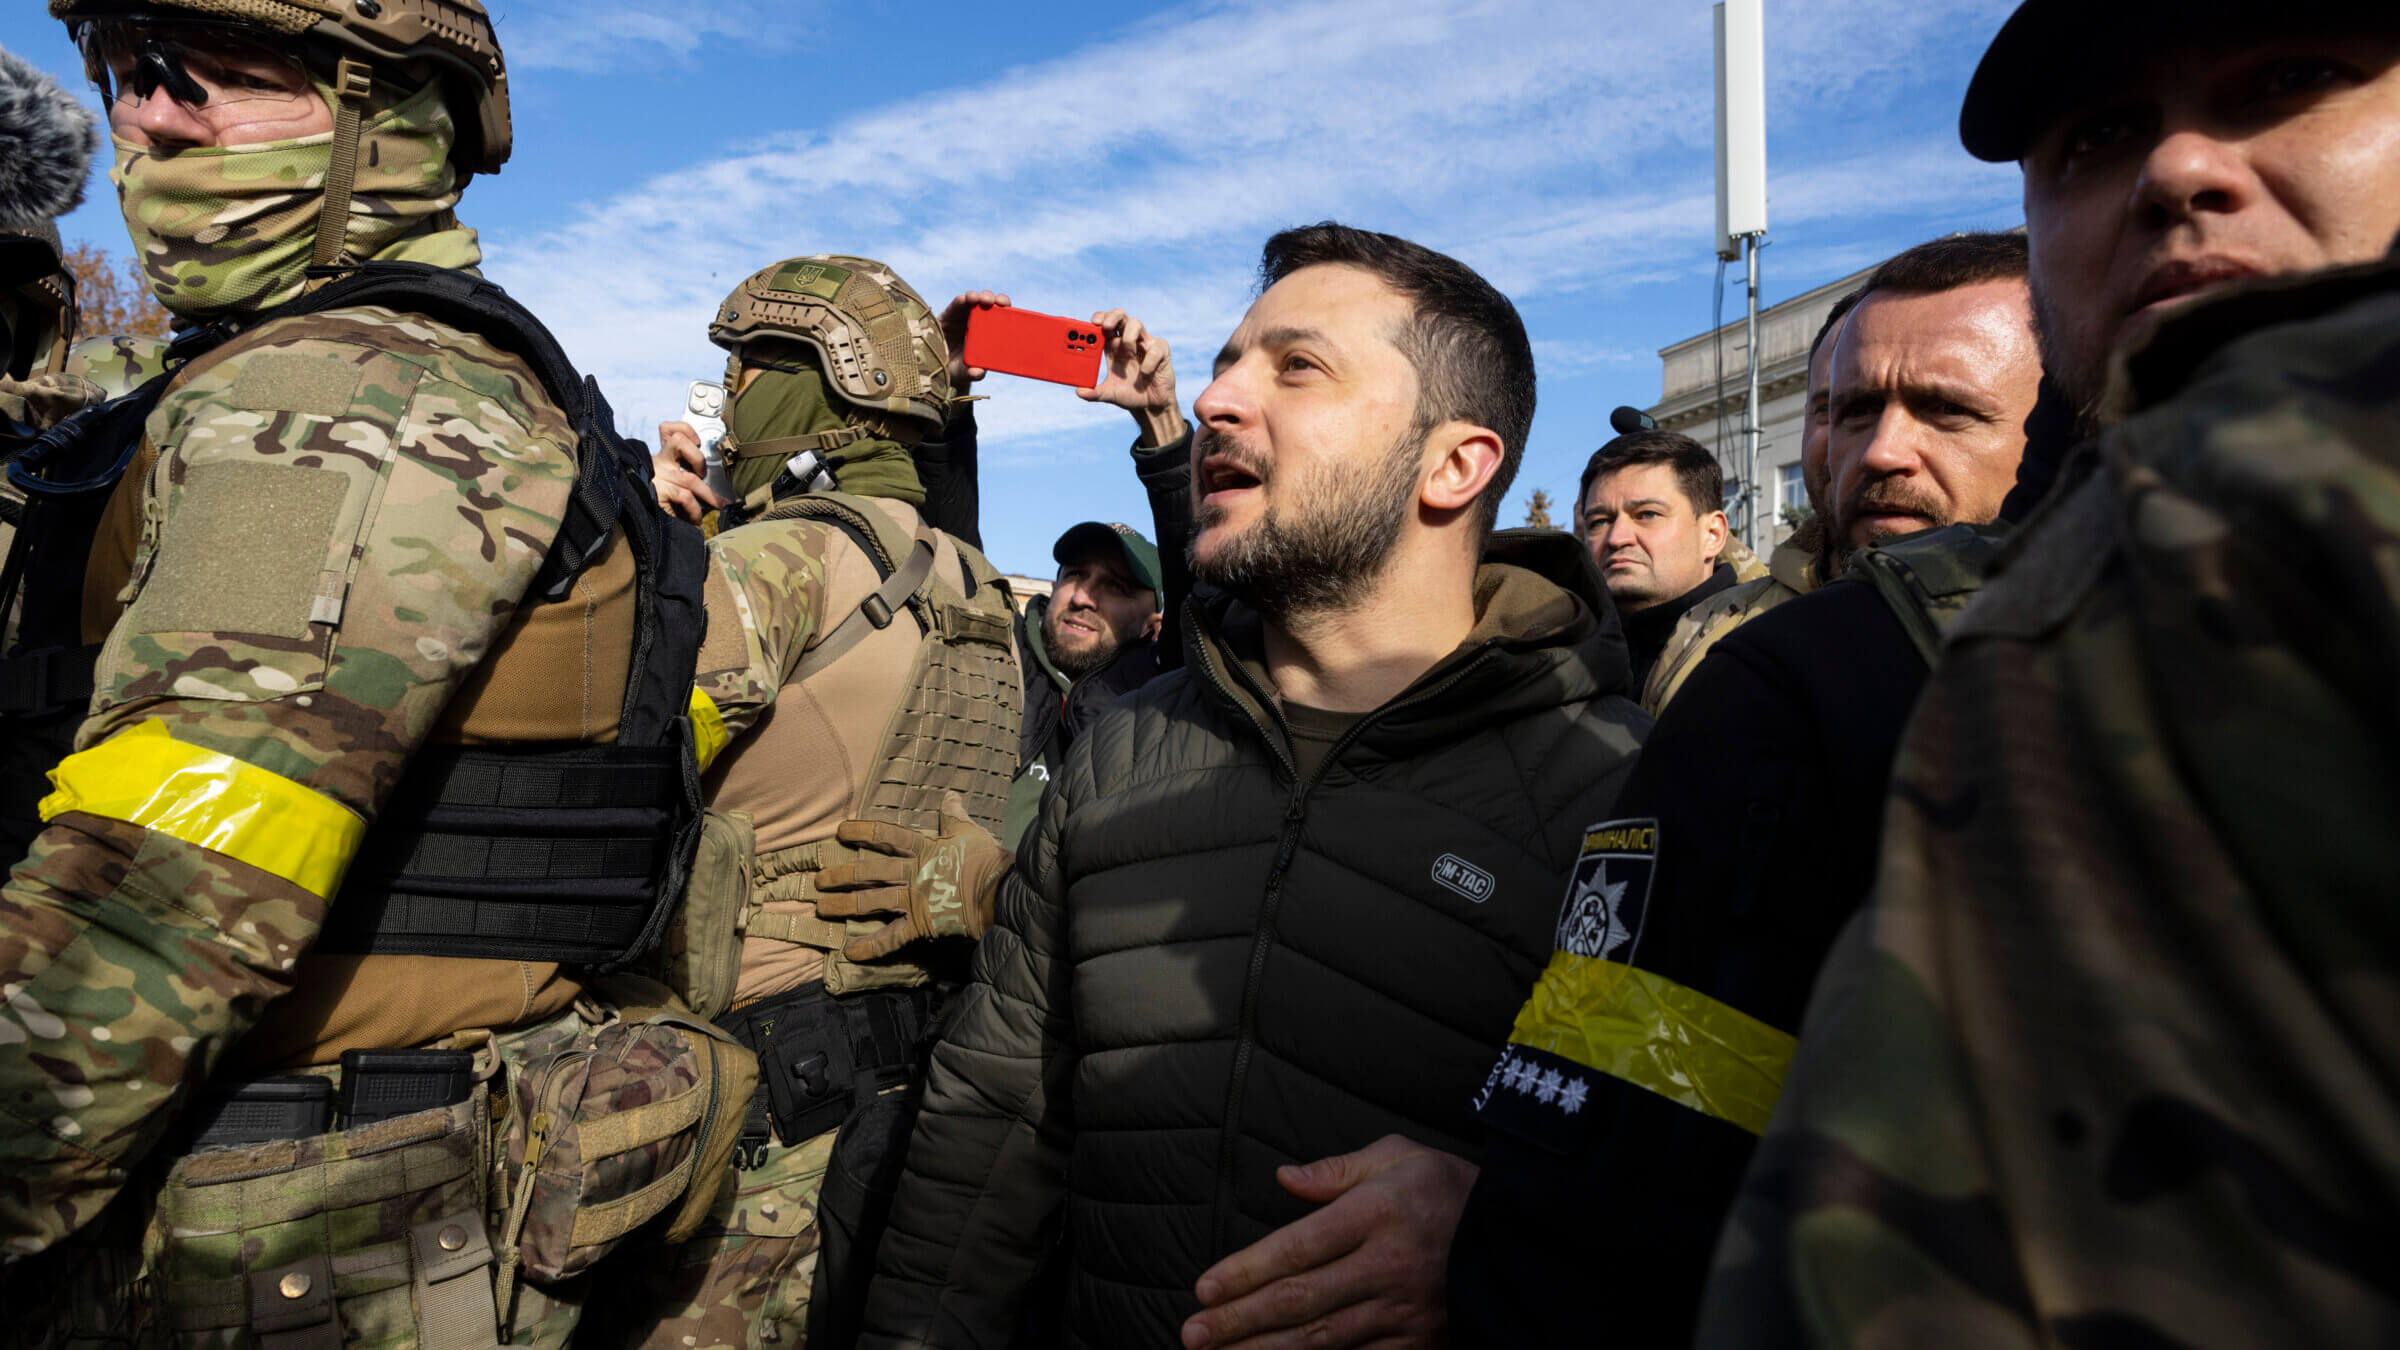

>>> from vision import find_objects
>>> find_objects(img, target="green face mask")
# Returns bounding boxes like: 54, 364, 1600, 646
112, 78, 479, 320
725, 364, 924, 505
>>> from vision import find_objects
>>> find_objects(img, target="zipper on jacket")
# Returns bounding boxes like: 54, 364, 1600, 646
1199, 643, 1499, 1253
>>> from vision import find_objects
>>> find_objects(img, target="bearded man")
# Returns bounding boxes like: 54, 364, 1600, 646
854, 222, 1646, 1350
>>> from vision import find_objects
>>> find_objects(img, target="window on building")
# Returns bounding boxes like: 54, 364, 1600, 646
1778, 462, 1808, 517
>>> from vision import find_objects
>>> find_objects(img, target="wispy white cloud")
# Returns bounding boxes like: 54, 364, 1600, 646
478, 0, 2021, 564
498, 1, 786, 73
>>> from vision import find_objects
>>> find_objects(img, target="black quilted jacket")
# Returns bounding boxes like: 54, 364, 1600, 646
861, 529, 1648, 1348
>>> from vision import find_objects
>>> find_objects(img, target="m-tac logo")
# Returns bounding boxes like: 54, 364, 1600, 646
1431, 853, 1496, 903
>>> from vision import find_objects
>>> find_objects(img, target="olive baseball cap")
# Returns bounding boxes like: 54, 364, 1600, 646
1053, 521, 1164, 611
1959, 0, 2396, 163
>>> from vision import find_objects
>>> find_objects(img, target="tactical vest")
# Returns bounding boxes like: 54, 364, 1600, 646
1838, 522, 2008, 667
0, 261, 708, 971
739, 491, 1021, 996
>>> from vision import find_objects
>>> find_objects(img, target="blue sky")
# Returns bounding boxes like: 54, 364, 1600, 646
3, 0, 2028, 577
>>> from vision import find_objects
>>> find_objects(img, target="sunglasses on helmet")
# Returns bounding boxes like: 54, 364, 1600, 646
73, 19, 315, 114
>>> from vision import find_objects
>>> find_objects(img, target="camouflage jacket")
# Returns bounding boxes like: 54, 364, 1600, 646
1640, 525, 1823, 714
1698, 262, 2400, 1347
0, 298, 577, 1257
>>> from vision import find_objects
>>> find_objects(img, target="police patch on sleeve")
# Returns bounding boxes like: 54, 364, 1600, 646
1554, 818, 1657, 964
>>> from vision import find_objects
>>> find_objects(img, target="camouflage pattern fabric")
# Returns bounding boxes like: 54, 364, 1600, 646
112, 78, 476, 321
65, 332, 173, 397
699, 519, 835, 744
593, 1126, 838, 1349
1697, 262, 2400, 1347
1641, 529, 1823, 714
139, 1014, 598, 1350
0, 297, 578, 1258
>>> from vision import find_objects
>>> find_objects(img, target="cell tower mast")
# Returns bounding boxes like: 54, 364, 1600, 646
1715, 0, 1768, 551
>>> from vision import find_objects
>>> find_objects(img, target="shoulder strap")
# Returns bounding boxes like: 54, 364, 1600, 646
1839, 523, 2009, 666
790, 530, 938, 684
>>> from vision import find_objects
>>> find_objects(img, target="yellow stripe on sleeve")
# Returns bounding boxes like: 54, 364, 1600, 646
38, 720, 365, 899
1508, 950, 1796, 1135
688, 688, 729, 771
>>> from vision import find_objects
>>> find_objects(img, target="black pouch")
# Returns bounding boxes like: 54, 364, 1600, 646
720, 985, 857, 1147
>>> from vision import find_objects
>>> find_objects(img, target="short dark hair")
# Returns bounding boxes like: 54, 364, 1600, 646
1859, 230, 2029, 302
1810, 286, 1865, 365
1259, 222, 1536, 539
1576, 429, 1724, 524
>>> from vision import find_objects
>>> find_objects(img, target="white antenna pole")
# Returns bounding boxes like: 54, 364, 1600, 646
1715, 0, 1768, 551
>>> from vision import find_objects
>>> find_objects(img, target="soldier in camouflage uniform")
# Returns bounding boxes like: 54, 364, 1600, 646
1696, 4, 2400, 1346
2, 3, 746, 1345
606, 255, 1025, 1350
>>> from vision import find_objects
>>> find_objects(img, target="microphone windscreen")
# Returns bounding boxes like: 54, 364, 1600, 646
0, 47, 102, 235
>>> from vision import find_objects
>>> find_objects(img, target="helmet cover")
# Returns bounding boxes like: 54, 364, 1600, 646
709, 255, 952, 441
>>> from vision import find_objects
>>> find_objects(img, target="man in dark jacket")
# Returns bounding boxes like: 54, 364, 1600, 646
1574, 429, 1740, 688
1003, 519, 1165, 847
857, 222, 1646, 1350
1448, 230, 2040, 1348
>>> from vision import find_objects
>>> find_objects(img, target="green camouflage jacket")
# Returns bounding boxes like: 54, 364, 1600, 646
1697, 261, 2400, 1347
0, 295, 576, 1258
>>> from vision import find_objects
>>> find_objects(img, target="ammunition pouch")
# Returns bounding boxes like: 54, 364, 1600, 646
649, 807, 755, 1020
151, 1082, 499, 1349
717, 981, 944, 1162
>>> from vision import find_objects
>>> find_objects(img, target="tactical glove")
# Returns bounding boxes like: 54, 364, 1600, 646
815, 790, 1014, 962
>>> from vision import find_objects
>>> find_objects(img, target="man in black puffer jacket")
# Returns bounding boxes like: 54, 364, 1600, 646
858, 222, 1648, 1350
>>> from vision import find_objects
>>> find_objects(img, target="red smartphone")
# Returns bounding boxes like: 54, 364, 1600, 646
963, 306, 1105, 388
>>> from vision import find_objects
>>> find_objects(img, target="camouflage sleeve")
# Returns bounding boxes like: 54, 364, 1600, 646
693, 524, 831, 745
0, 306, 576, 1257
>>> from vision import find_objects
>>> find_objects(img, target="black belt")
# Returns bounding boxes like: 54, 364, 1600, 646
718, 981, 945, 1164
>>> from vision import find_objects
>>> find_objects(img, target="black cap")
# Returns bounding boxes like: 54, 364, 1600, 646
1960, 0, 2396, 163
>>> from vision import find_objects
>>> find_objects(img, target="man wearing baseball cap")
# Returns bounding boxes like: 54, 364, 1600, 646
1696, 4, 2400, 1346
1002, 518, 1167, 847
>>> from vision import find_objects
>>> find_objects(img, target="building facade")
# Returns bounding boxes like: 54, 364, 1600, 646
1646, 262, 1875, 548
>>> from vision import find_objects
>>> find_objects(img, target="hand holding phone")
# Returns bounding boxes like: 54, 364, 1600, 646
963, 306, 1107, 388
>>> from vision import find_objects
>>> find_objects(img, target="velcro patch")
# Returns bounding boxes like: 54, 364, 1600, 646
133, 461, 349, 640
227, 350, 365, 417
1554, 818, 1658, 964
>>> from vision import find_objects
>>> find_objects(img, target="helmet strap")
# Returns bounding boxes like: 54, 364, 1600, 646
310, 57, 376, 270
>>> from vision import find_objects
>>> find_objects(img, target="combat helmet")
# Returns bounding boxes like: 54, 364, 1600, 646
709, 256, 954, 445
52, 0, 511, 174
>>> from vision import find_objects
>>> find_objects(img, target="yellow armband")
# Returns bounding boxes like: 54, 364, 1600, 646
689, 688, 729, 771
39, 720, 366, 898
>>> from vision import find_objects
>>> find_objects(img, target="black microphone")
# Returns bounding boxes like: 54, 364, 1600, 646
1608, 406, 1656, 436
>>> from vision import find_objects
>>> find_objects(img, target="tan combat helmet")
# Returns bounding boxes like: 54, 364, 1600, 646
55, 0, 510, 271
709, 256, 954, 445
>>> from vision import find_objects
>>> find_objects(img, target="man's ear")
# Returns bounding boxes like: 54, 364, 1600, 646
1143, 609, 1163, 640
1701, 509, 1729, 562
1421, 422, 1506, 516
